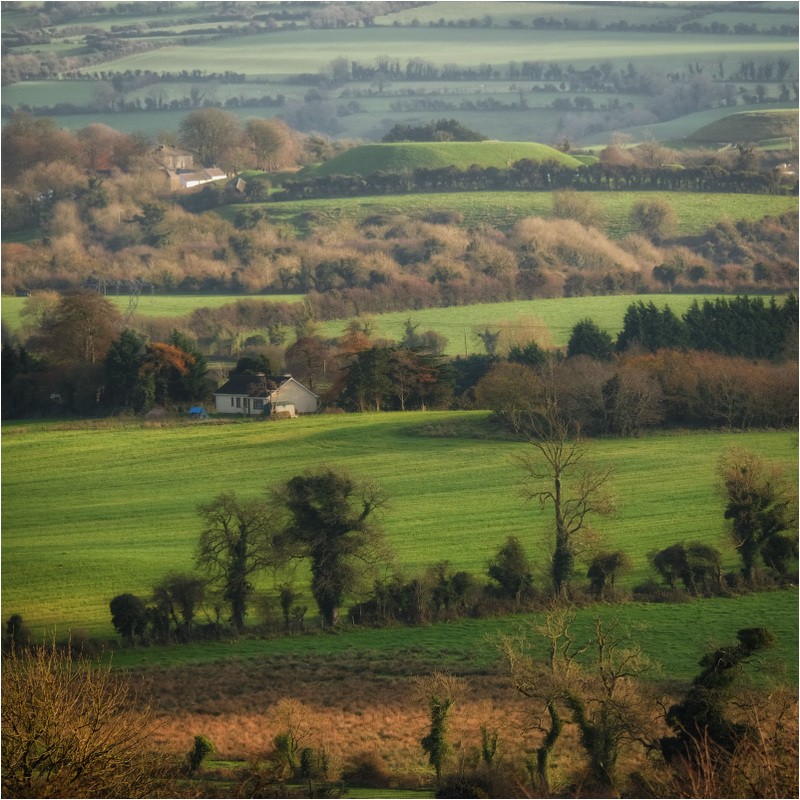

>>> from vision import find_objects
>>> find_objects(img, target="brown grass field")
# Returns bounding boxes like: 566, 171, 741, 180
137, 651, 586, 785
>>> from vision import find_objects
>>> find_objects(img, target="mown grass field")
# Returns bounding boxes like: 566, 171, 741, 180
318, 294, 733, 351
306, 142, 583, 177
0, 294, 304, 332
79, 27, 797, 79
3, 412, 796, 640
227, 191, 798, 239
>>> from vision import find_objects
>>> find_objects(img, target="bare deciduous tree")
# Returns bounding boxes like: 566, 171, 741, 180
1, 642, 162, 798
196, 492, 281, 633
501, 609, 656, 793
512, 389, 615, 598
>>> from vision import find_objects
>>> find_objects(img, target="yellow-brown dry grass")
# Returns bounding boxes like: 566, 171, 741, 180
131, 653, 557, 781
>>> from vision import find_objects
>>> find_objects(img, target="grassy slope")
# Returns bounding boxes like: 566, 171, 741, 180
319, 294, 735, 351
687, 109, 799, 143
3, 413, 795, 638
227, 191, 798, 238
306, 142, 582, 177
0, 294, 304, 332
579, 102, 796, 146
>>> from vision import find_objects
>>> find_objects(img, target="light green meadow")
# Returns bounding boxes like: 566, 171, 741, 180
2, 413, 795, 638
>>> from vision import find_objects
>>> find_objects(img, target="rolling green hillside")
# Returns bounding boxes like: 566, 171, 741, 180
2, 413, 795, 637
306, 142, 582, 177
687, 109, 799, 144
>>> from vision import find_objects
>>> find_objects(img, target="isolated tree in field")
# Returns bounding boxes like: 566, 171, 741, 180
487, 536, 534, 605
153, 572, 206, 638
587, 550, 631, 599
179, 108, 240, 166
717, 448, 797, 583
501, 610, 654, 793
2, 642, 159, 797
109, 593, 149, 644
196, 493, 278, 633
186, 735, 215, 775
650, 542, 722, 596
512, 390, 615, 598
277, 468, 389, 626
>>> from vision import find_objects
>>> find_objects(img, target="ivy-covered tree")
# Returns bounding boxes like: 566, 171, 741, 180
718, 448, 798, 582
196, 493, 278, 633
661, 627, 776, 763
277, 468, 389, 626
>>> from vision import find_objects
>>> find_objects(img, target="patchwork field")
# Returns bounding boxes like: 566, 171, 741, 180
3, 412, 795, 639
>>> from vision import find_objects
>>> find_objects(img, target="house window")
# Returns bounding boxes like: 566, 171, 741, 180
235, 397, 241, 408
253, 399, 263, 410
231, 398, 235, 407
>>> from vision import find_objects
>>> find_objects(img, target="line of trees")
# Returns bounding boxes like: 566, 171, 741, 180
107, 424, 796, 645
109, 467, 389, 642
272, 160, 795, 203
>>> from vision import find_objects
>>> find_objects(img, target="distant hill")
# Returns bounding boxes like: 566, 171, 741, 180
686, 110, 798, 145
306, 142, 583, 177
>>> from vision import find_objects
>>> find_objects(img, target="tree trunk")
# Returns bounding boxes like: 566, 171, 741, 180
536, 700, 563, 793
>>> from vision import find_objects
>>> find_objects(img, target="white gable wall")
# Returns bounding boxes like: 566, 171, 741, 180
272, 378, 318, 414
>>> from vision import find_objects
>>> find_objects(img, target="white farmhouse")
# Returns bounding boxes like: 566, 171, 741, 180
213, 373, 318, 416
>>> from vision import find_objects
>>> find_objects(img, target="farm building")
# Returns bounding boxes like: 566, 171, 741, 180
213, 374, 318, 416
164, 166, 227, 190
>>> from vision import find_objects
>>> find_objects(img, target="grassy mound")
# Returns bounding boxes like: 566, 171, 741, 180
686, 109, 798, 145
306, 141, 583, 177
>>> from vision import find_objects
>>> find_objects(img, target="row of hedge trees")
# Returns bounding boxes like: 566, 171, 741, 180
272, 161, 795, 202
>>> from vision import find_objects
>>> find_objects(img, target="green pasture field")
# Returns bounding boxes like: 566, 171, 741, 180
227, 191, 798, 239
305, 142, 582, 178
590, 102, 798, 147
378, 1, 797, 31
3, 293, 746, 355
109, 589, 800, 687
687, 109, 799, 144
0, 80, 101, 109
0, 294, 304, 332
318, 294, 735, 352
77, 28, 797, 79
3, 412, 796, 639
1, 4, 207, 32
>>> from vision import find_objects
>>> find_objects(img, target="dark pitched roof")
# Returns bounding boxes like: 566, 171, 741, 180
214, 374, 287, 397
